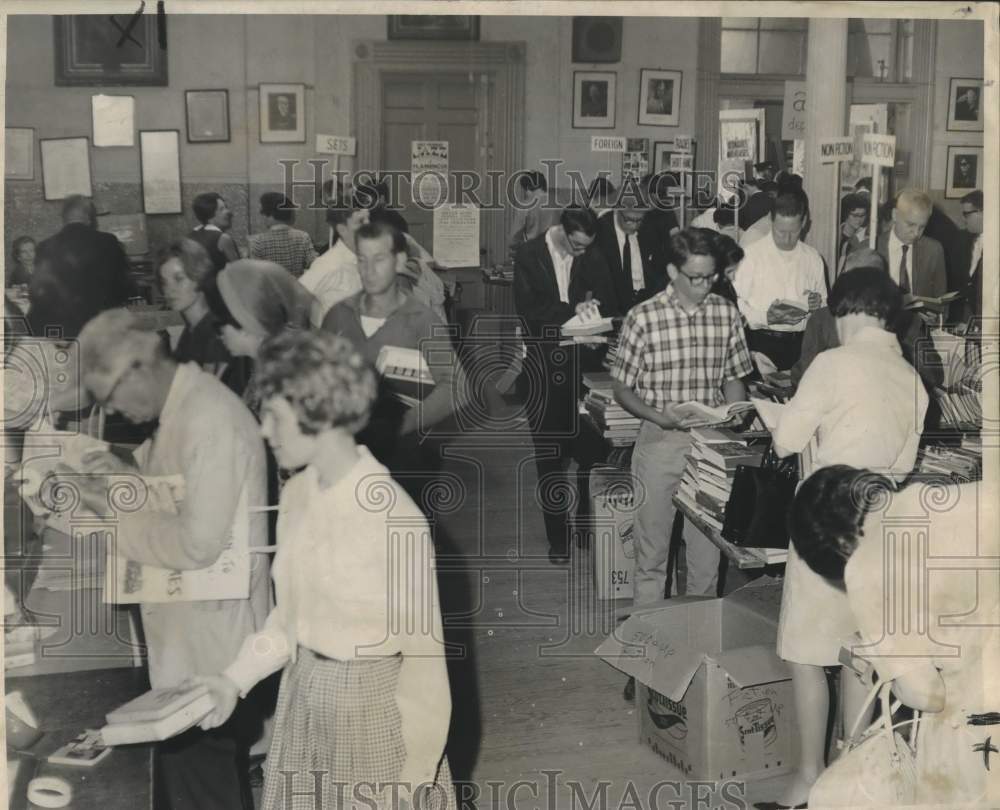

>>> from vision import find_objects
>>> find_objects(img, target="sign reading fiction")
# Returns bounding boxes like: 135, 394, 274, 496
674, 134, 693, 152
591, 136, 627, 152
818, 138, 854, 164
861, 133, 896, 168
315, 134, 356, 156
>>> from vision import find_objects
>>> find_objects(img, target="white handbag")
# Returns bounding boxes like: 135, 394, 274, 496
808, 680, 920, 808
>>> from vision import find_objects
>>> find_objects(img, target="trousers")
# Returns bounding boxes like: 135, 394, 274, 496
631, 421, 720, 605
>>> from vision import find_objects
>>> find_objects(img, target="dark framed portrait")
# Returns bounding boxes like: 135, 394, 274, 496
945, 146, 982, 198
387, 16, 480, 41
185, 90, 230, 144
259, 84, 305, 144
571, 17, 623, 63
54, 15, 167, 86
947, 78, 983, 132
638, 69, 682, 127
573, 71, 616, 129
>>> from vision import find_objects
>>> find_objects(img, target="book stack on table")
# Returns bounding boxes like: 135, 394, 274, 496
677, 427, 765, 533
100, 684, 214, 746
915, 435, 982, 483
581, 371, 640, 447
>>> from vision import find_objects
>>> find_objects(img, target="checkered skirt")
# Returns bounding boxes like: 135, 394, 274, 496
261, 648, 455, 810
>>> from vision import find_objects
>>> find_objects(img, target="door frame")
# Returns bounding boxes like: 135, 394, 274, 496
354, 39, 525, 266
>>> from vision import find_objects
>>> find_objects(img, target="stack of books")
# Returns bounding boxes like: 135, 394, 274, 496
677, 427, 765, 532
375, 345, 435, 408
561, 306, 614, 346
581, 371, 641, 446
915, 440, 982, 483
482, 265, 514, 283
932, 384, 982, 430
100, 684, 215, 746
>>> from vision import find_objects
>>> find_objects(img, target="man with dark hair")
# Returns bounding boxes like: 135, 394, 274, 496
300, 197, 371, 320
368, 177, 410, 235
952, 189, 983, 324
189, 192, 240, 270
595, 182, 666, 311
514, 205, 619, 564
29, 195, 134, 338
507, 169, 559, 257
612, 227, 753, 606
248, 192, 317, 278
732, 189, 827, 371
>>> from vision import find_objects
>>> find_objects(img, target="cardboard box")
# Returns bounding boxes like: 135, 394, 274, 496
588, 466, 637, 600
596, 577, 796, 781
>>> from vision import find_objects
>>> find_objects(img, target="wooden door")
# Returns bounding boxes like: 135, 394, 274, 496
381, 73, 485, 255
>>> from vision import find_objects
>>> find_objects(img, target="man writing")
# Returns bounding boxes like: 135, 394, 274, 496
54, 309, 270, 809
732, 189, 826, 371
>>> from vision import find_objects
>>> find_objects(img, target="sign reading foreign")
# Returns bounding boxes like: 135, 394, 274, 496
591, 136, 627, 152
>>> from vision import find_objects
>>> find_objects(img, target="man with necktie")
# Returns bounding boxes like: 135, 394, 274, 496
950, 190, 983, 325
876, 188, 947, 300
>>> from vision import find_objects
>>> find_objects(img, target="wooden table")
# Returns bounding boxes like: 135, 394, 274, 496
5, 667, 153, 810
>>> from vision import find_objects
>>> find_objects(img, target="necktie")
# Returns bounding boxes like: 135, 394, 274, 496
899, 244, 911, 294
623, 237, 635, 291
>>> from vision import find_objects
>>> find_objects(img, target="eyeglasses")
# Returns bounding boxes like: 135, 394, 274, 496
961, 208, 981, 217
676, 268, 719, 288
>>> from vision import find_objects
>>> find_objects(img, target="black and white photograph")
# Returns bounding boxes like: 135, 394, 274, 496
1, 5, 995, 810
638, 68, 682, 126
947, 77, 984, 131
573, 71, 616, 128
258, 83, 305, 143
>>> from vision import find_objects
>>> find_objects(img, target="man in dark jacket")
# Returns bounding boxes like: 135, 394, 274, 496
29, 195, 134, 338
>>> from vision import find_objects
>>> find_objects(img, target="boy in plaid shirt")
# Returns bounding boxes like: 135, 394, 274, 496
611, 228, 753, 605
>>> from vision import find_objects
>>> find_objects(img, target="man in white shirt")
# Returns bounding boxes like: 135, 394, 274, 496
299, 203, 370, 320
732, 189, 827, 370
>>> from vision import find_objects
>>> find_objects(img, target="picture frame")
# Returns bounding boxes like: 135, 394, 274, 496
185, 89, 230, 143
638, 68, 682, 127
653, 140, 698, 198
259, 83, 305, 144
139, 129, 182, 214
40, 136, 92, 200
5, 127, 35, 180
387, 16, 480, 41
946, 78, 983, 132
54, 15, 167, 86
572, 17, 623, 63
91, 94, 135, 147
573, 71, 616, 129
945, 145, 982, 199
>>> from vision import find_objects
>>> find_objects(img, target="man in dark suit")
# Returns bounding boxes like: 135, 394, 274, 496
29, 195, 134, 338
594, 185, 666, 314
950, 190, 983, 325
875, 189, 947, 301
514, 205, 618, 564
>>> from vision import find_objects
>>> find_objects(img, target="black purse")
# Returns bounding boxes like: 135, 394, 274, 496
721, 444, 799, 549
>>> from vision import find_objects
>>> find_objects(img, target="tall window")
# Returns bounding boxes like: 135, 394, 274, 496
722, 18, 915, 81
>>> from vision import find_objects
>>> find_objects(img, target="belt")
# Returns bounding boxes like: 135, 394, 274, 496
753, 328, 803, 339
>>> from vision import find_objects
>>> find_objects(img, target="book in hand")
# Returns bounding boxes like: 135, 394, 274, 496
904, 291, 961, 310
47, 730, 112, 767
562, 304, 614, 337
675, 400, 755, 427
375, 345, 435, 404
100, 685, 214, 746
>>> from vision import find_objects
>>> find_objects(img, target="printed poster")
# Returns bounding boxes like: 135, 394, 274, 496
433, 204, 480, 268
411, 140, 449, 206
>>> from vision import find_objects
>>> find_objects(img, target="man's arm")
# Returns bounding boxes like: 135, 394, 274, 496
790, 307, 837, 387
513, 242, 573, 327
731, 255, 771, 329
772, 353, 833, 458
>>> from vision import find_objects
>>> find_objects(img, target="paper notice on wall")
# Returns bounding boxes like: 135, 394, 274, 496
432, 204, 480, 268
105, 480, 251, 604
411, 140, 449, 206
92, 95, 135, 147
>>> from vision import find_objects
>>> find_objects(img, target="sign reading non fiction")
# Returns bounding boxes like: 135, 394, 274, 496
861, 133, 896, 168
818, 138, 854, 164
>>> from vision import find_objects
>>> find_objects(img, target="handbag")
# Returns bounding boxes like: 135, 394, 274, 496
809, 680, 919, 807
721, 444, 798, 548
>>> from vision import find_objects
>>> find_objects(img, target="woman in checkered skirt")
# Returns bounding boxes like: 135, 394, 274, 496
194, 329, 455, 810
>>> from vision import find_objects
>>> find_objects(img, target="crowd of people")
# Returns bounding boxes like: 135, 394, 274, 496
3, 161, 990, 810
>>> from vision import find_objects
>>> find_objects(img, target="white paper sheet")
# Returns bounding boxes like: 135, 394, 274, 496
92, 95, 135, 147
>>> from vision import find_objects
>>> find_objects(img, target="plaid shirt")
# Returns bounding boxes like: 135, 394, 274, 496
611, 286, 753, 410
248, 224, 318, 277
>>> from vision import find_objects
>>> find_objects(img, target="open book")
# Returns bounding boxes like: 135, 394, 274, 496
904, 291, 961, 310
675, 400, 755, 427
562, 304, 614, 337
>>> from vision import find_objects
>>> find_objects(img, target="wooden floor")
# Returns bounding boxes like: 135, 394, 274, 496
431, 409, 793, 808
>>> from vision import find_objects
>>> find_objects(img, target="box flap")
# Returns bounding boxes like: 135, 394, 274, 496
710, 645, 791, 688
596, 605, 712, 702
724, 576, 784, 624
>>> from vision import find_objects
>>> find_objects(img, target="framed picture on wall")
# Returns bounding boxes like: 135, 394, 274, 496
5, 127, 34, 180
139, 130, 182, 214
571, 17, 623, 63
638, 69, 681, 127
387, 15, 480, 41
259, 84, 305, 143
54, 15, 167, 86
185, 90, 230, 143
40, 136, 92, 200
945, 145, 982, 199
946, 78, 983, 132
573, 71, 616, 129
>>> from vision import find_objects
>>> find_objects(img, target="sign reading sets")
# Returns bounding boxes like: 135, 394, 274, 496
315, 134, 357, 156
